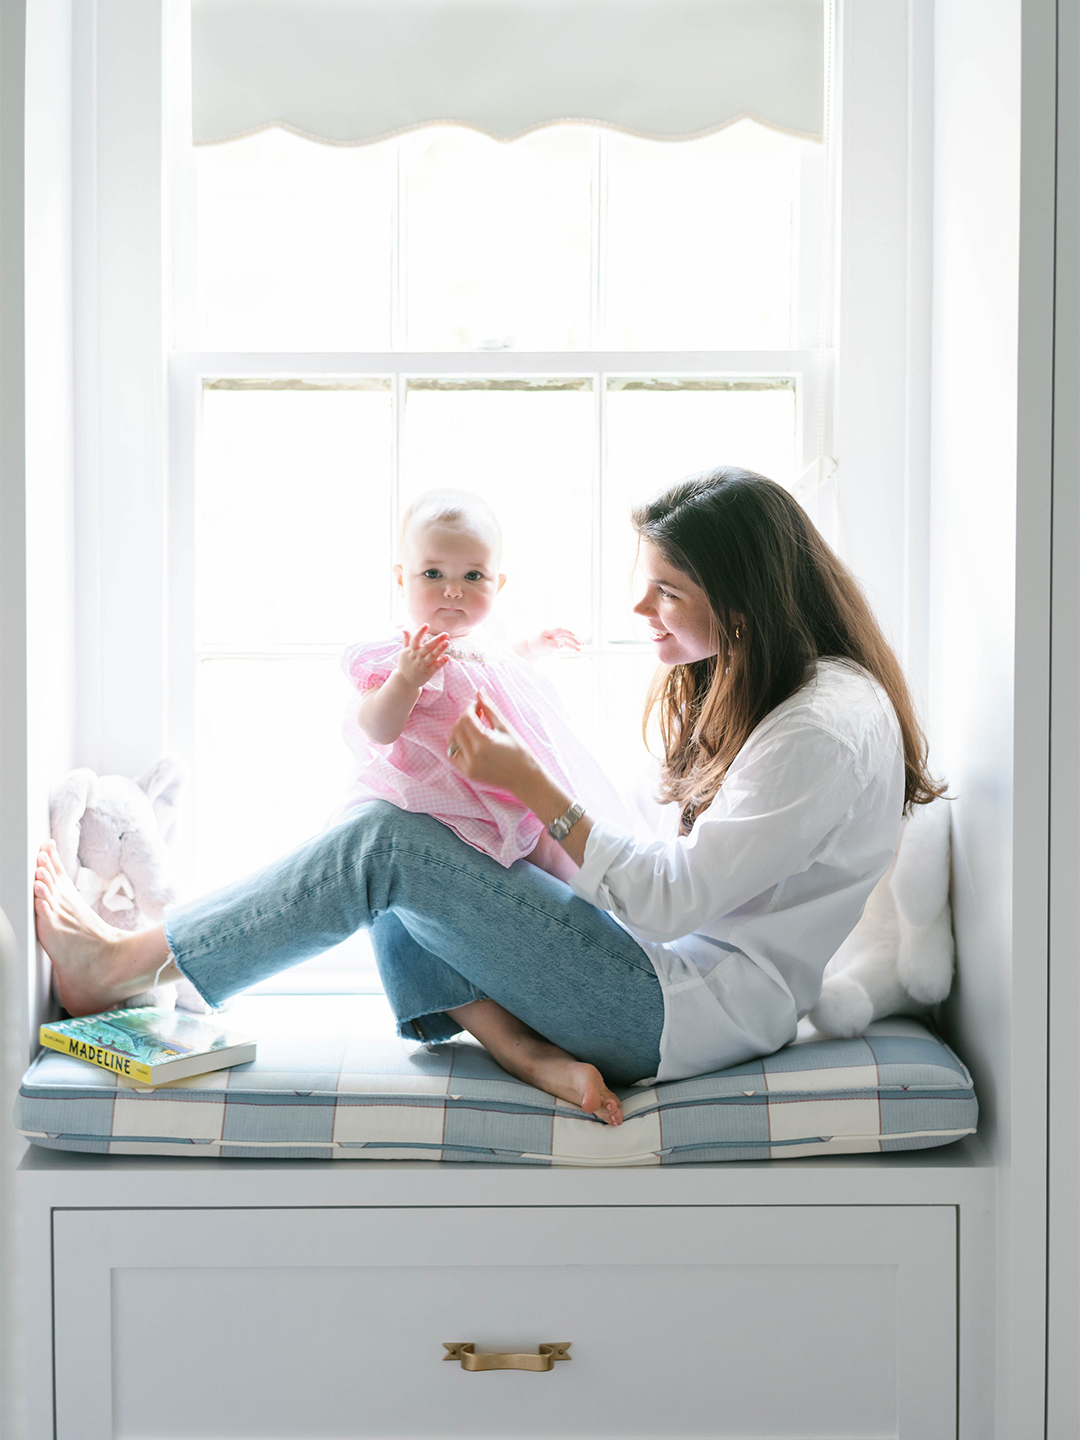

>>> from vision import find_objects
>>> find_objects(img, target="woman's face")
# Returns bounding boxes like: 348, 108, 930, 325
633, 540, 719, 665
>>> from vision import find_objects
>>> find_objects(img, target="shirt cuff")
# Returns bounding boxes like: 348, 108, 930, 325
569, 819, 637, 908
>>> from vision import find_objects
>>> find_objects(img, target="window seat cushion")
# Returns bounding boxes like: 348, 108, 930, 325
15, 995, 977, 1166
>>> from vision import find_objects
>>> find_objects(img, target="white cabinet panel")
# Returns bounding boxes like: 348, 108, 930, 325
53, 1205, 955, 1439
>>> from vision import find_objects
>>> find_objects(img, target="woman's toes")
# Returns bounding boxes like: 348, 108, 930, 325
599, 1089, 623, 1123
573, 1066, 622, 1125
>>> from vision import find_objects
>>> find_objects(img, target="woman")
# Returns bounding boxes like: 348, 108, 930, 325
34, 469, 942, 1126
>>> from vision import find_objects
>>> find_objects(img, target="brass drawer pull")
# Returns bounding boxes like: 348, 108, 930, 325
443, 1342, 571, 1372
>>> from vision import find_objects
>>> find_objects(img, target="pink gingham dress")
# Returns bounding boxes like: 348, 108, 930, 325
339, 628, 629, 866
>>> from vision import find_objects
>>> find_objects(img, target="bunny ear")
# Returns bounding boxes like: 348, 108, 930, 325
137, 754, 187, 837
891, 797, 953, 928
49, 770, 96, 879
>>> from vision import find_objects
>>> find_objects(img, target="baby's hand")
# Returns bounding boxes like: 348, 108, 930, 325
517, 628, 582, 660
397, 625, 450, 687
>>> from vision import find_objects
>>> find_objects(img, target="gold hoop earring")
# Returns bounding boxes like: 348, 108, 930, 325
734, 625, 742, 641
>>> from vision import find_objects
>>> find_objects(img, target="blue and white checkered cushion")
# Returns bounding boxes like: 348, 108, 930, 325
15, 996, 977, 1166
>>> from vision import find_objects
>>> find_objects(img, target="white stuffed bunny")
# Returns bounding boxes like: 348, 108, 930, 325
48, 757, 210, 1012
808, 797, 954, 1037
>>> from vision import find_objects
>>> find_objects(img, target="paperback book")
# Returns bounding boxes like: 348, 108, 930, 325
40, 1006, 256, 1088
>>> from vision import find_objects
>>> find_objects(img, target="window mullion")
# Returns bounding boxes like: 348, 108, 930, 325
595, 372, 607, 650
167, 360, 199, 765
590, 130, 605, 350
391, 139, 405, 350
591, 130, 607, 656
174, 350, 822, 377
391, 369, 406, 619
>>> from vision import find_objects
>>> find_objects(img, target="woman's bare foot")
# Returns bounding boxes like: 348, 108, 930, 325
447, 998, 624, 1125
33, 841, 176, 1015
557, 1057, 624, 1126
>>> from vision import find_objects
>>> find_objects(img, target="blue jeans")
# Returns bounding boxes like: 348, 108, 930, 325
164, 802, 664, 1086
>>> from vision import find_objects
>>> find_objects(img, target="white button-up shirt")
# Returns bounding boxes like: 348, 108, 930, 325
570, 660, 906, 1082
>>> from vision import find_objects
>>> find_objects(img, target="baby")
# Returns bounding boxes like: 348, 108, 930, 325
340, 488, 626, 881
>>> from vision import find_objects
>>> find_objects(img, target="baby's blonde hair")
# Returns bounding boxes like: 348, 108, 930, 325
399, 488, 503, 560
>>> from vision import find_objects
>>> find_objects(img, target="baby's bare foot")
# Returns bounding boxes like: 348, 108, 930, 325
33, 841, 170, 1015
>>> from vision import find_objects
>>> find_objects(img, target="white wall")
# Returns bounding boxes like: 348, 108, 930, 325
834, 0, 933, 711
0, 0, 75, 1047
930, 0, 1054, 1434
0, 5, 28, 1437
9, 6, 77, 1438
1046, 0, 1080, 1430
835, 1, 920, 688
25, 0, 75, 1017
72, 0, 168, 776
0, 0, 28, 972
931, 0, 1020, 1165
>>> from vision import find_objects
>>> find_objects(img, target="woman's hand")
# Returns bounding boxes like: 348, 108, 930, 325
449, 689, 596, 866
447, 690, 540, 792
397, 625, 449, 687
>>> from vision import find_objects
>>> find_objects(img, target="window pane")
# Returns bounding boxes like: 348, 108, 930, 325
196, 128, 395, 350
193, 122, 814, 353
191, 656, 378, 992
604, 121, 802, 350
541, 648, 663, 829
197, 385, 393, 648
193, 656, 355, 882
402, 382, 594, 639
603, 381, 798, 640
403, 126, 592, 350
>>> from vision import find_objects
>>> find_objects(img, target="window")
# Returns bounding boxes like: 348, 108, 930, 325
171, 116, 826, 991
194, 122, 812, 353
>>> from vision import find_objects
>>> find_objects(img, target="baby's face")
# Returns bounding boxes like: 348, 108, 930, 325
395, 522, 505, 638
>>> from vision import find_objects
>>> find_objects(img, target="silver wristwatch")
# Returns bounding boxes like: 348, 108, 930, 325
547, 800, 585, 842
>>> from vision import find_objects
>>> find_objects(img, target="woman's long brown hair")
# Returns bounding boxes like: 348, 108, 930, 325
632, 468, 944, 828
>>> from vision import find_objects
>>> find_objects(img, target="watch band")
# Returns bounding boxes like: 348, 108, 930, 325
547, 800, 585, 842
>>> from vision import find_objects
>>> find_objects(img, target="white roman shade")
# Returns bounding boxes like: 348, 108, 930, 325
192, 0, 825, 146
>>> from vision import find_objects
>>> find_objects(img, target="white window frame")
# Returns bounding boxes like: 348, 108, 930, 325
69, 0, 932, 884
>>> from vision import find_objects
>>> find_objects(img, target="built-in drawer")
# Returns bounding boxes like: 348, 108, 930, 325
53, 1204, 955, 1439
